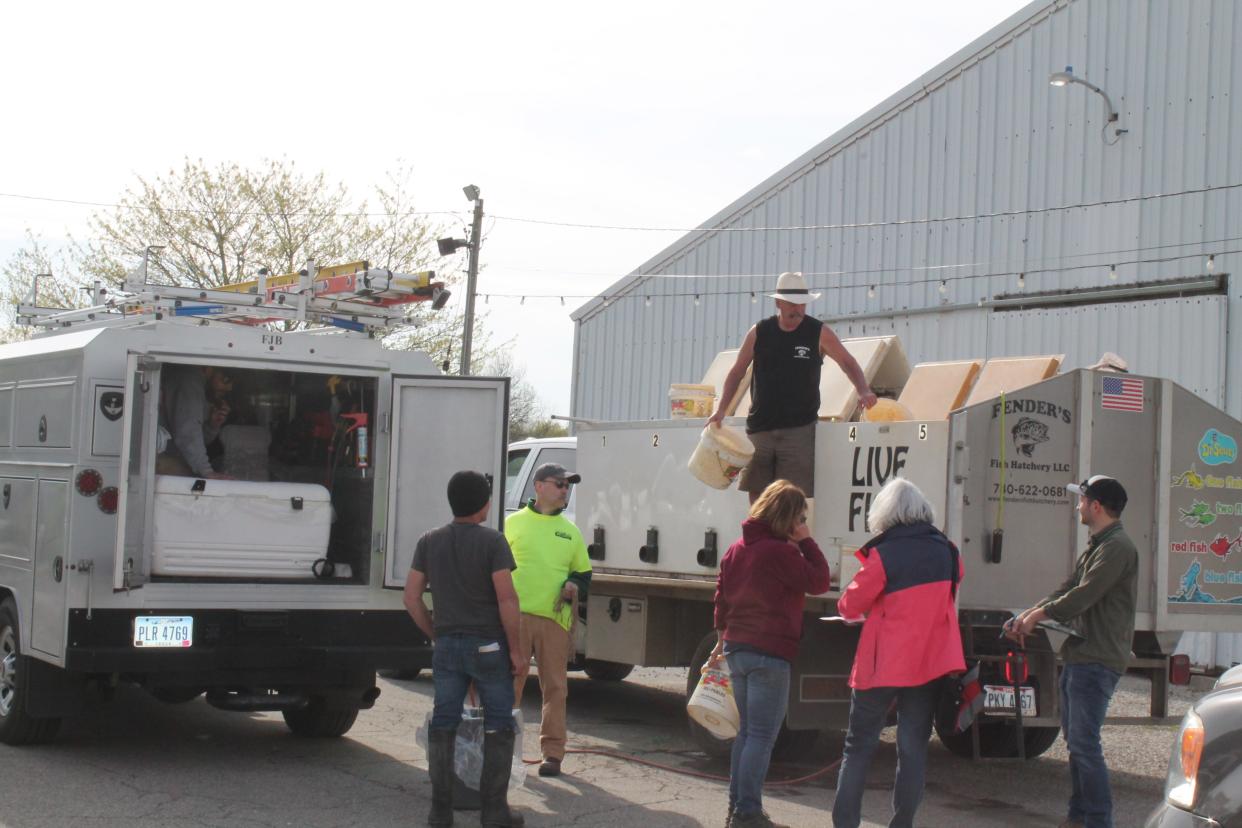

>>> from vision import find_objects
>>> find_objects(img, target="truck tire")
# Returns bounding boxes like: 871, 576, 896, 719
685, 632, 819, 762
0, 599, 62, 746
582, 659, 634, 682
282, 697, 360, 738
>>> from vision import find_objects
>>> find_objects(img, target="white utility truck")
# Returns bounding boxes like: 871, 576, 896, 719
514, 337, 1242, 758
0, 261, 508, 744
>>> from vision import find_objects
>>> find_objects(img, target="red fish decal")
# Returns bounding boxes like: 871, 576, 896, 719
1209, 532, 1242, 559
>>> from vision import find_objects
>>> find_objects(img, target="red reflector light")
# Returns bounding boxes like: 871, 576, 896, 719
1170, 654, 1192, 686
76, 469, 103, 496
97, 486, 119, 514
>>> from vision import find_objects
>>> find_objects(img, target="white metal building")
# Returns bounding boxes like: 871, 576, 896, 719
571, 0, 1242, 423
569, 0, 1242, 667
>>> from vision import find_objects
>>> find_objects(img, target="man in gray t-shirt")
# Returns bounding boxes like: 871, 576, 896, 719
403, 471, 525, 827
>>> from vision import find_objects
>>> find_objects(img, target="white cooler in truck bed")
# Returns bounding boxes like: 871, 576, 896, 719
152, 475, 332, 578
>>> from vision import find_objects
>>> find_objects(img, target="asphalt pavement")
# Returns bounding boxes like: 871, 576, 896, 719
0, 667, 1195, 827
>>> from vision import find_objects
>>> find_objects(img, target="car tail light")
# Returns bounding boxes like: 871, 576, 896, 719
1167, 711, 1204, 808
1169, 654, 1192, 686
76, 469, 103, 496
97, 487, 119, 514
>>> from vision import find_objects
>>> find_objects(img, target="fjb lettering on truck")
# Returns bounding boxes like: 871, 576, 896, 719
849, 445, 909, 532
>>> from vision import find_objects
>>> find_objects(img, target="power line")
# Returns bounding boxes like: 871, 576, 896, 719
489, 180, 1242, 232
485, 234, 1242, 281
0, 190, 467, 220
3, 179, 1241, 232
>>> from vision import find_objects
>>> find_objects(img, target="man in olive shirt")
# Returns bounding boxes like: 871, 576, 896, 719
1007, 475, 1137, 828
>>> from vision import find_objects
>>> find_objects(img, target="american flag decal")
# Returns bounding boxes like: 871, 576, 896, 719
1101, 375, 1144, 412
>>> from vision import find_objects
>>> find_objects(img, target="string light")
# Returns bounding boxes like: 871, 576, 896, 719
693, 294, 700, 306
1207, 254, 1216, 272
867, 285, 876, 299
520, 296, 526, 305
466, 246, 1239, 307
559, 296, 565, 306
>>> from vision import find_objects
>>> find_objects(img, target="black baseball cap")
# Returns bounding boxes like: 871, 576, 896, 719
534, 462, 581, 485
1067, 475, 1127, 514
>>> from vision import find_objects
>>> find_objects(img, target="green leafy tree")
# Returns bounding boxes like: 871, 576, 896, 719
514, 418, 570, 441
2, 158, 489, 369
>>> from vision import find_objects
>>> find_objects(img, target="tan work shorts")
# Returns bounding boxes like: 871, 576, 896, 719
738, 421, 816, 496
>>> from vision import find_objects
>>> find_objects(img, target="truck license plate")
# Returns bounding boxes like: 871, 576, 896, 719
133, 616, 194, 648
983, 684, 1036, 716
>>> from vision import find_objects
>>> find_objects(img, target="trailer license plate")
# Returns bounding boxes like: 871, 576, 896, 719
133, 616, 193, 648
983, 684, 1036, 716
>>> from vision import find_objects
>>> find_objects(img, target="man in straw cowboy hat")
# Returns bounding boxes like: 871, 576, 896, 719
708, 271, 876, 503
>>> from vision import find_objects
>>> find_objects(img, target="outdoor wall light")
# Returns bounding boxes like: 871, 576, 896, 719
1049, 65, 1127, 143
436, 237, 470, 256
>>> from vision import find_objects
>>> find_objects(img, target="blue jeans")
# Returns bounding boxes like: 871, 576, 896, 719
832, 680, 941, 828
1060, 663, 1122, 828
725, 648, 790, 817
430, 633, 515, 733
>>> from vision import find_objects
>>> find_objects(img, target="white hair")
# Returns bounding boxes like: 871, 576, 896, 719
867, 477, 936, 533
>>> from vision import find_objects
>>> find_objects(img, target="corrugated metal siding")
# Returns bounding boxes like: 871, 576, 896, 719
573, 0, 1242, 421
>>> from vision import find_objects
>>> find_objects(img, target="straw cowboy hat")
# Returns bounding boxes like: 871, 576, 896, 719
767, 271, 821, 303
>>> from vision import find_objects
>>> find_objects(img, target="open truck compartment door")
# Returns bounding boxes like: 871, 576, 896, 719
113, 354, 161, 590
385, 375, 508, 588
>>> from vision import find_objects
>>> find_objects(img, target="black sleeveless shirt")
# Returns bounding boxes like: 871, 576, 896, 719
746, 315, 824, 433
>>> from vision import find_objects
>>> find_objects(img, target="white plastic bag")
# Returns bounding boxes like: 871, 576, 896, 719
416, 707, 526, 790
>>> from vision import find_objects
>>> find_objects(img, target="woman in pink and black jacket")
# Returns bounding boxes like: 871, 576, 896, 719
709, 480, 831, 828
832, 477, 965, 828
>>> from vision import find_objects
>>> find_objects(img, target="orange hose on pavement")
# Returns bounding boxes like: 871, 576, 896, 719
523, 748, 842, 786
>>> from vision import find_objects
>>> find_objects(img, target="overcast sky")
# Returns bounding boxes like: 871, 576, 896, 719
0, 0, 1035, 415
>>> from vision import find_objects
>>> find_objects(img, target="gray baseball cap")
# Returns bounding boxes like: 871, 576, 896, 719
534, 462, 581, 484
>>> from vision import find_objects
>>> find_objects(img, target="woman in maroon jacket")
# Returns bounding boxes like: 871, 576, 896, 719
831, 477, 965, 828
709, 480, 831, 828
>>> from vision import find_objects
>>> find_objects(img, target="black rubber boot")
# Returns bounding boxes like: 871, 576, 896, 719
479, 729, 525, 827
427, 728, 456, 827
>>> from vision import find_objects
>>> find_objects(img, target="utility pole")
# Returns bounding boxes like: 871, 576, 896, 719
460, 187, 484, 376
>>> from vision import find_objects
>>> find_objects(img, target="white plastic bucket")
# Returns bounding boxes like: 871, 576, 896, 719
687, 425, 754, 489
687, 662, 740, 739
669, 383, 716, 418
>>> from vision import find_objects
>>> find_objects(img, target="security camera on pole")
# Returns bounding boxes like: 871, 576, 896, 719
436, 185, 484, 376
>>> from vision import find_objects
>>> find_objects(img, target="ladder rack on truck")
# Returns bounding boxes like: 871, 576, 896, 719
16, 260, 450, 335
0, 260, 505, 746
